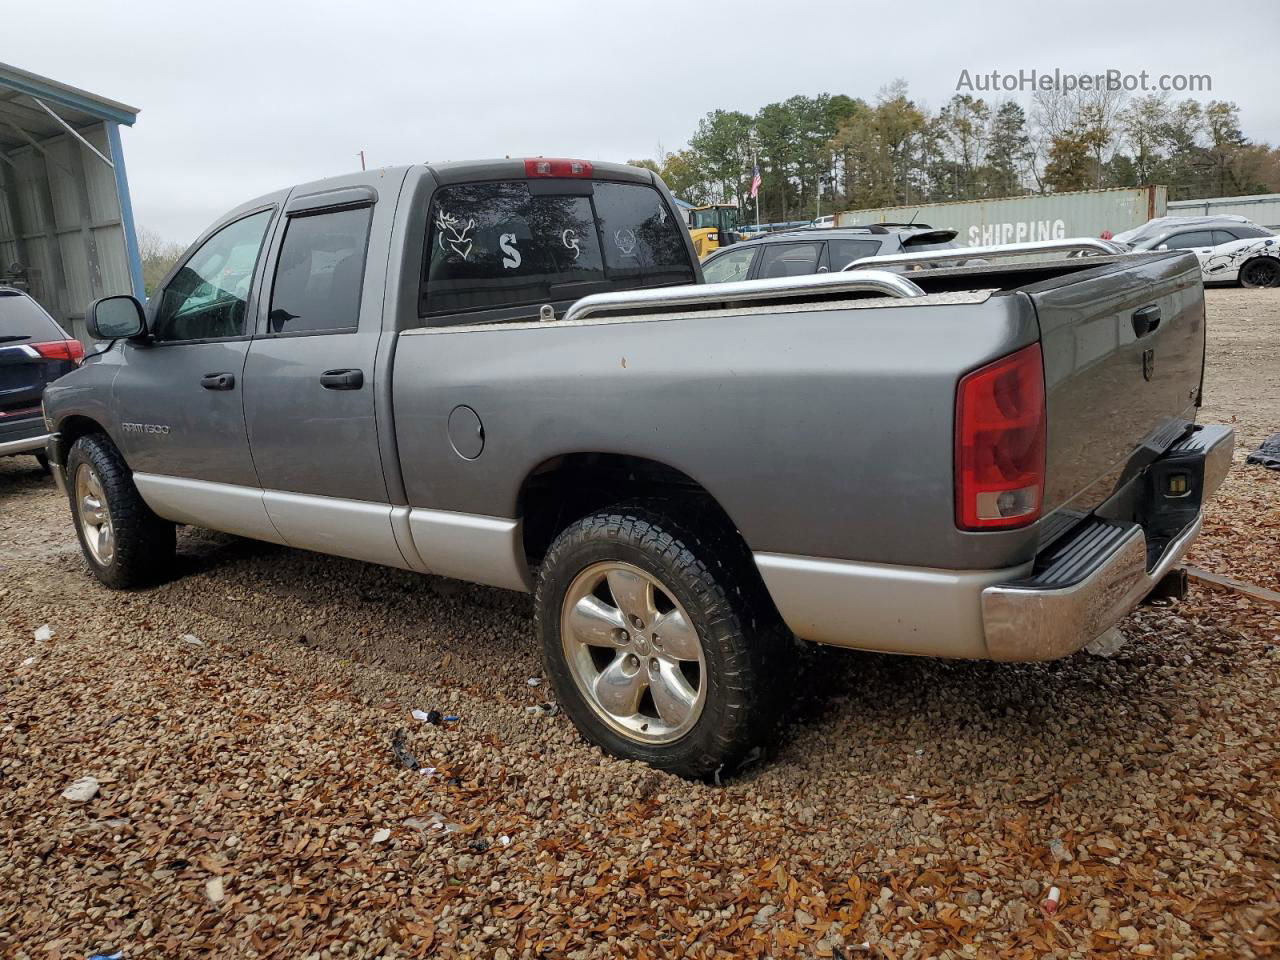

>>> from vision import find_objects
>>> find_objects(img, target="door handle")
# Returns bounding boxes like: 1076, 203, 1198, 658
1132, 304, 1161, 337
320, 368, 364, 390
200, 372, 236, 390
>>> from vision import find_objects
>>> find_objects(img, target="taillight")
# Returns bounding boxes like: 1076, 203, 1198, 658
524, 158, 593, 178
955, 343, 1046, 530
32, 339, 85, 365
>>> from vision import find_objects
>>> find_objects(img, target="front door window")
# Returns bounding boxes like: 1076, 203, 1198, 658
153, 210, 273, 342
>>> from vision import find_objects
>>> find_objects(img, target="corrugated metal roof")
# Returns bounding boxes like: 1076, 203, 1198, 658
0, 62, 138, 152
0, 62, 138, 123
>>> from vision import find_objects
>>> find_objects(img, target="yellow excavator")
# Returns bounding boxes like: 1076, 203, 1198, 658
684, 204, 742, 259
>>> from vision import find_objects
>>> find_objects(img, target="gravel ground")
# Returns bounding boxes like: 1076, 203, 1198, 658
2, 290, 1278, 959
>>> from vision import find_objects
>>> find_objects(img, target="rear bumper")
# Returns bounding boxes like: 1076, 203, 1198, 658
981, 511, 1200, 660
982, 423, 1232, 660
756, 423, 1234, 662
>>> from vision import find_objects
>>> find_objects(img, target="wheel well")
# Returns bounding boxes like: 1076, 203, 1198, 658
54, 416, 109, 462
1240, 254, 1279, 277
519, 453, 743, 568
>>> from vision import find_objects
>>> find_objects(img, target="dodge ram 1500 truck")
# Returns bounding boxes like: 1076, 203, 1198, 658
41, 158, 1233, 778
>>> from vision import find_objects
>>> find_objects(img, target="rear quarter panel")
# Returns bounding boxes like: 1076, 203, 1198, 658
392, 296, 1041, 570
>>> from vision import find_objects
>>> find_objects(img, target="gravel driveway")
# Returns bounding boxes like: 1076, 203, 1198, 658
2, 290, 1278, 959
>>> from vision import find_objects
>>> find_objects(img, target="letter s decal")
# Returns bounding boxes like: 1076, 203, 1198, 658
500, 233, 522, 269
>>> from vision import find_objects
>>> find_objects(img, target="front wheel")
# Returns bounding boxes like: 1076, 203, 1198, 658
66, 433, 175, 589
536, 505, 784, 779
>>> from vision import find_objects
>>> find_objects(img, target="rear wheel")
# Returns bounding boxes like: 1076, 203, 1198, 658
1239, 256, 1280, 288
66, 433, 175, 589
536, 505, 785, 779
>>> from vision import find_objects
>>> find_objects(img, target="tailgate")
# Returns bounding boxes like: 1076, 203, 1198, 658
0, 344, 53, 419
1028, 252, 1205, 528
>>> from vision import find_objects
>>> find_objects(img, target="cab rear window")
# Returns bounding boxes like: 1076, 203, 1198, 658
421, 180, 692, 320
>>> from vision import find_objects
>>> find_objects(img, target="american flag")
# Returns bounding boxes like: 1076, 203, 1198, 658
749, 165, 761, 199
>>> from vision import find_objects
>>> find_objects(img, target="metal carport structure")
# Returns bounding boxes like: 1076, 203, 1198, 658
0, 62, 142, 343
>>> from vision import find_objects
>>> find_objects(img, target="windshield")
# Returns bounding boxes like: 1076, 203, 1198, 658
691, 207, 738, 232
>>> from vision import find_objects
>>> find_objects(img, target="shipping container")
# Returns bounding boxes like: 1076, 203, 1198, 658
835, 186, 1167, 247
0, 62, 143, 346
1168, 193, 1280, 230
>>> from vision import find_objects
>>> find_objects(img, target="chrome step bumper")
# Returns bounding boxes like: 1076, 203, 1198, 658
982, 424, 1234, 661
756, 423, 1234, 662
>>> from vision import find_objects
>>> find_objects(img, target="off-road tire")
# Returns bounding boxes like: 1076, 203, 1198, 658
66, 433, 175, 589
536, 503, 787, 780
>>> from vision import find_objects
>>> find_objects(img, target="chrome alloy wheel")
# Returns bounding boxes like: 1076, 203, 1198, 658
560, 561, 707, 744
75, 462, 115, 566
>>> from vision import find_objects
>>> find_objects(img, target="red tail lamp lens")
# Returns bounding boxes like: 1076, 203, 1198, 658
32, 339, 85, 365
955, 343, 1046, 530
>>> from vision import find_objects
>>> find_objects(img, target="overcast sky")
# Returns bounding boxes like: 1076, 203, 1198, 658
7, 0, 1279, 244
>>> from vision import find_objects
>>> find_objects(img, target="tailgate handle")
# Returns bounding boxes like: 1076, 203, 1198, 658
1132, 304, 1161, 337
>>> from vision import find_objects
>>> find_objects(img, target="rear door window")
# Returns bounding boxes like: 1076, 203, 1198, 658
827, 238, 883, 271
1163, 230, 1216, 250
268, 206, 373, 335
756, 242, 823, 279
1211, 229, 1267, 245
421, 180, 692, 321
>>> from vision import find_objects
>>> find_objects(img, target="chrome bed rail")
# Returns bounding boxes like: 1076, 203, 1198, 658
840, 237, 1128, 272
560, 269, 925, 324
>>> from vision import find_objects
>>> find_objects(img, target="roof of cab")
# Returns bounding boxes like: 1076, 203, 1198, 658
426, 158, 654, 186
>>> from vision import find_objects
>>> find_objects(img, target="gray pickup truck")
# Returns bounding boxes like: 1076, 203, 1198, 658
40, 158, 1232, 778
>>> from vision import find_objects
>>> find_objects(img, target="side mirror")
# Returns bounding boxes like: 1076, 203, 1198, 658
86, 295, 146, 341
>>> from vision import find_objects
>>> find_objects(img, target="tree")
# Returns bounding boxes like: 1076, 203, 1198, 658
754, 100, 803, 220
1120, 94, 1169, 184
632, 85, 1274, 219
1043, 132, 1095, 192
658, 149, 710, 204
687, 110, 753, 206
1204, 100, 1254, 195
935, 94, 991, 194
829, 82, 928, 210
986, 101, 1033, 196
137, 227, 186, 297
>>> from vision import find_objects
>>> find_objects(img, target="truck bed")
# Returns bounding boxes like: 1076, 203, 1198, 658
392, 250, 1205, 578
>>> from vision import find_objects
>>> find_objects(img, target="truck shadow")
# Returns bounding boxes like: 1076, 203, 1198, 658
753, 616, 1209, 785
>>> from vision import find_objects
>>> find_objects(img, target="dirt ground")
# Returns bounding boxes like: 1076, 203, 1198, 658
1, 290, 1277, 960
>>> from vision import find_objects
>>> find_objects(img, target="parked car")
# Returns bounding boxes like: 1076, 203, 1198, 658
1111, 214, 1258, 248
1128, 223, 1279, 288
700, 224, 960, 283
41, 159, 1232, 778
0, 286, 83, 470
